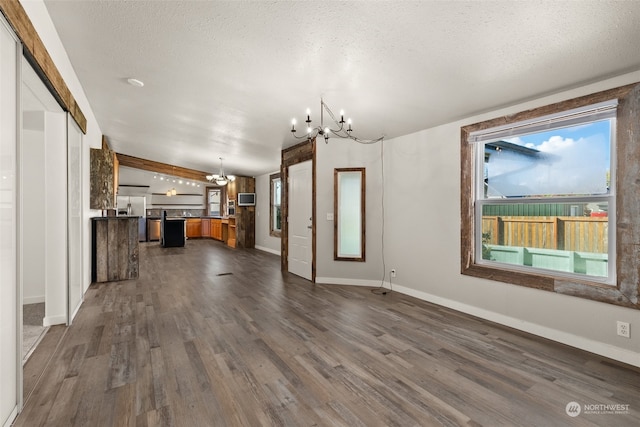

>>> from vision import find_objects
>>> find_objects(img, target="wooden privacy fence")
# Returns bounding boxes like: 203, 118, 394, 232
482, 216, 608, 253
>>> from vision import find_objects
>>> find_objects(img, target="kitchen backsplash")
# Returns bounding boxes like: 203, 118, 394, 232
146, 208, 206, 217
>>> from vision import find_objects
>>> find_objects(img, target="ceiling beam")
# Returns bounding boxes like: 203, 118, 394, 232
116, 153, 211, 182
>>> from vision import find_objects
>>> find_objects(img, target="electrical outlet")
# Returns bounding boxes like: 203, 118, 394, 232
390, 269, 397, 278
617, 321, 630, 338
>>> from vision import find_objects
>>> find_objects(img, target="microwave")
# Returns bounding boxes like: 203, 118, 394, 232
237, 192, 256, 206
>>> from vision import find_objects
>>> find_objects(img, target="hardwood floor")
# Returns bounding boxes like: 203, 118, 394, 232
15, 240, 640, 426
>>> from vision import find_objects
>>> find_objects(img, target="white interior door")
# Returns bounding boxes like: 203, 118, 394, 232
0, 16, 19, 426
288, 160, 312, 280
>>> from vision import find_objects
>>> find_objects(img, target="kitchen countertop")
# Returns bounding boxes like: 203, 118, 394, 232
93, 216, 141, 220
147, 216, 231, 220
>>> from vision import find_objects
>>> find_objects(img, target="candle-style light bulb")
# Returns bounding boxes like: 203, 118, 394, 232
339, 110, 345, 123
307, 126, 312, 134
347, 118, 352, 132
306, 108, 311, 123
291, 118, 296, 132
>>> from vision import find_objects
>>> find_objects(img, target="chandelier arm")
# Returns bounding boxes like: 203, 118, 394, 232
292, 99, 383, 144
322, 102, 341, 124
326, 122, 345, 135
291, 128, 320, 140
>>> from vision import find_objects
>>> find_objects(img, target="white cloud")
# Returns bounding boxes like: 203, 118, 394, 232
487, 134, 609, 197
534, 135, 576, 152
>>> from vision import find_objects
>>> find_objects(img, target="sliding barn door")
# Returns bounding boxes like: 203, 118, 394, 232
0, 16, 19, 426
68, 114, 83, 323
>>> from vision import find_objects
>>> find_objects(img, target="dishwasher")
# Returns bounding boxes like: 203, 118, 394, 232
147, 219, 161, 241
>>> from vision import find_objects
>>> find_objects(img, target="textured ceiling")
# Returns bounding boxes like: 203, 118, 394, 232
44, 0, 640, 178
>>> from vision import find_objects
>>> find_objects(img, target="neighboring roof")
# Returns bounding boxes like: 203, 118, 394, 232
485, 140, 558, 163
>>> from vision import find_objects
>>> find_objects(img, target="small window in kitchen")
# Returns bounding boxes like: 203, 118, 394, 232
208, 188, 221, 216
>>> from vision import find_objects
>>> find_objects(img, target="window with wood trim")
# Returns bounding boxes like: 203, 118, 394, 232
334, 168, 365, 261
270, 173, 282, 237
461, 82, 640, 309
207, 187, 221, 216
474, 101, 616, 283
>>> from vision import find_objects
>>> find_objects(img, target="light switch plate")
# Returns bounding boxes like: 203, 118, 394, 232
327, 213, 334, 221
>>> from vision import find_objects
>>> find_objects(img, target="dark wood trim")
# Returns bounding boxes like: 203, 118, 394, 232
233, 176, 256, 249
281, 139, 316, 281
461, 82, 640, 309
334, 168, 366, 262
101, 135, 112, 151
0, 0, 87, 133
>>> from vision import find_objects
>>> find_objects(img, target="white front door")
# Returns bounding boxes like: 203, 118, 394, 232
288, 160, 312, 280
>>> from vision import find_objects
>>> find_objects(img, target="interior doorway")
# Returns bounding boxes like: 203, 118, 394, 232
20, 57, 66, 362
287, 160, 313, 280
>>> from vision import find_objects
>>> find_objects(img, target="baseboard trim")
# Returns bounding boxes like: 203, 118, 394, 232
3, 406, 17, 427
254, 245, 281, 256
23, 295, 45, 305
315, 277, 382, 287
43, 315, 66, 327
315, 277, 640, 368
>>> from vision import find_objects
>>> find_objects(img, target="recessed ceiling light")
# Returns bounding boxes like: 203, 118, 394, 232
127, 78, 144, 87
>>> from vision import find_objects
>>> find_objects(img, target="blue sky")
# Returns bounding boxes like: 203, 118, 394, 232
487, 119, 612, 197
506, 120, 611, 163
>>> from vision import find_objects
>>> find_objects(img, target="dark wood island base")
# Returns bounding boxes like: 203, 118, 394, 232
91, 217, 139, 283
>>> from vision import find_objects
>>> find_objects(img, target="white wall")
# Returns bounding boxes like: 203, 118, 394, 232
254, 172, 281, 255
21, 118, 45, 305
315, 71, 640, 367
43, 111, 67, 326
316, 141, 385, 285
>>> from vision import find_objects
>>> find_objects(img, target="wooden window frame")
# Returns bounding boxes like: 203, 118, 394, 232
269, 173, 282, 237
334, 168, 366, 261
461, 82, 640, 310
206, 186, 225, 217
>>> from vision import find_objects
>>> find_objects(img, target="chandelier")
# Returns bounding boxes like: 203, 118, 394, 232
206, 157, 235, 186
290, 98, 384, 144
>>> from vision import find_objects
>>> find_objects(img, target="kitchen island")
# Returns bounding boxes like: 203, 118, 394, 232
91, 216, 139, 283
161, 215, 186, 247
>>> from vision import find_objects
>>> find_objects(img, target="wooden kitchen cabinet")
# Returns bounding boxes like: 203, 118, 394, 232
227, 217, 237, 248
211, 219, 222, 240
201, 218, 211, 237
186, 218, 202, 238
